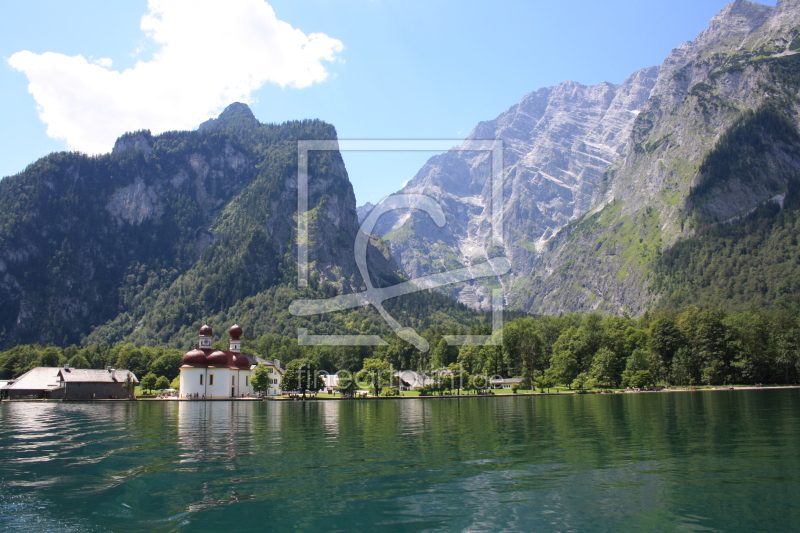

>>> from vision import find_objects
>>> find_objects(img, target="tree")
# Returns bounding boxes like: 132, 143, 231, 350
374, 337, 417, 372
588, 347, 626, 388
727, 311, 774, 384
251, 365, 271, 393
280, 358, 324, 397
431, 338, 457, 369
170, 375, 181, 390
548, 349, 581, 388
37, 347, 60, 367
124, 372, 135, 399
150, 353, 183, 381
571, 372, 588, 390
670, 346, 700, 386
503, 319, 542, 389
481, 346, 503, 375
115, 344, 148, 377
457, 345, 483, 375
155, 375, 170, 390
775, 328, 800, 384
621, 349, 655, 389
358, 358, 392, 396
695, 308, 733, 385
335, 372, 359, 398
68, 354, 91, 369
446, 363, 468, 395
141, 372, 157, 393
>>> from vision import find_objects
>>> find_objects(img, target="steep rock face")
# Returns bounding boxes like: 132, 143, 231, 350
105, 177, 164, 226
519, 0, 800, 315
112, 131, 154, 157
370, 67, 659, 308
0, 104, 396, 348
367, 0, 800, 316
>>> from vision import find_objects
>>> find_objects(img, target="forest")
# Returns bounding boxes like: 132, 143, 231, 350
2, 304, 798, 391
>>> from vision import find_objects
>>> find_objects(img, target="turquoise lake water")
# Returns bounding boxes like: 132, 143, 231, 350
1, 390, 799, 532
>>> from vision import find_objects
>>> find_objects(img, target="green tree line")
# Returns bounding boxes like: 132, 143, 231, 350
3, 305, 798, 389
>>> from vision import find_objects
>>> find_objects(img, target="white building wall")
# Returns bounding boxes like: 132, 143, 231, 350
233, 369, 256, 397
180, 367, 207, 398
266, 367, 282, 396
180, 366, 260, 398
204, 368, 232, 399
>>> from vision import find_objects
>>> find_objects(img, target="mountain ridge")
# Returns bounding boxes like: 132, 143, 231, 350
365, 0, 800, 317
0, 105, 409, 349
518, 0, 800, 315
368, 66, 659, 310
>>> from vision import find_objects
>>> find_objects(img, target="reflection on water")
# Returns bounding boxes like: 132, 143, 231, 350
0, 391, 799, 532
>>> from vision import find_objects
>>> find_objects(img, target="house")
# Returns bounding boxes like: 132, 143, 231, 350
255, 355, 283, 396
1, 367, 62, 399
59, 367, 138, 399
489, 377, 524, 390
396, 370, 434, 391
179, 324, 283, 399
321, 373, 340, 393
0, 366, 138, 400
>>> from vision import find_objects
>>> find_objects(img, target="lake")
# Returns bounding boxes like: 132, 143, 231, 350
1, 390, 799, 532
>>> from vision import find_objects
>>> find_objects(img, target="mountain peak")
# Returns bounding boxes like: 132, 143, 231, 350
698, 0, 772, 48
198, 102, 259, 133
217, 102, 256, 122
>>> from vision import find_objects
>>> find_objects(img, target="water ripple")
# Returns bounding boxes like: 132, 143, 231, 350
0, 391, 798, 531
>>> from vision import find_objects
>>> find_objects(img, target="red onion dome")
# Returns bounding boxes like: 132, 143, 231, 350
233, 353, 251, 369
182, 349, 208, 367
229, 324, 242, 340
207, 350, 229, 367
199, 324, 213, 337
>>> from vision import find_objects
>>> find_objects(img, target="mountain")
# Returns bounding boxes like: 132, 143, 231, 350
0, 103, 416, 349
368, 64, 658, 310
368, 0, 800, 316
524, 0, 800, 315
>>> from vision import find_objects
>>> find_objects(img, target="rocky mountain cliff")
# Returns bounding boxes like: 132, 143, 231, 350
370, 67, 659, 309
0, 103, 402, 349
368, 0, 800, 315
523, 0, 800, 315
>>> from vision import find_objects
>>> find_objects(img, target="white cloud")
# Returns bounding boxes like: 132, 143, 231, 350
8, 0, 343, 154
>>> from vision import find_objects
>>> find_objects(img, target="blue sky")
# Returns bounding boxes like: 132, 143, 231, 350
0, 0, 777, 205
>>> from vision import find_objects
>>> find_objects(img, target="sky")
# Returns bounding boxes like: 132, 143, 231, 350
0, 0, 778, 206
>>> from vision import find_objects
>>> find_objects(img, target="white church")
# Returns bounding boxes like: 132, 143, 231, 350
179, 324, 283, 398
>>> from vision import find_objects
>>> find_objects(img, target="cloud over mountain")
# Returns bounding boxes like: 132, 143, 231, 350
8, 0, 343, 154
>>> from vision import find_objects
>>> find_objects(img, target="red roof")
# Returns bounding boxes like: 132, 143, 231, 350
182, 349, 254, 369
182, 348, 210, 367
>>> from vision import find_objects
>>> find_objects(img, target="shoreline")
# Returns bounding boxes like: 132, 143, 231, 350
3, 385, 799, 402
259, 384, 800, 401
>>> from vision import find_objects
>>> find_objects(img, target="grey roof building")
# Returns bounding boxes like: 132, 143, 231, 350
0, 366, 139, 400
489, 377, 524, 389
0, 367, 63, 399
396, 370, 434, 391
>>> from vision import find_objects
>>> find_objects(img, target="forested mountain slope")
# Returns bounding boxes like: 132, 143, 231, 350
0, 104, 477, 349
523, 0, 800, 315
